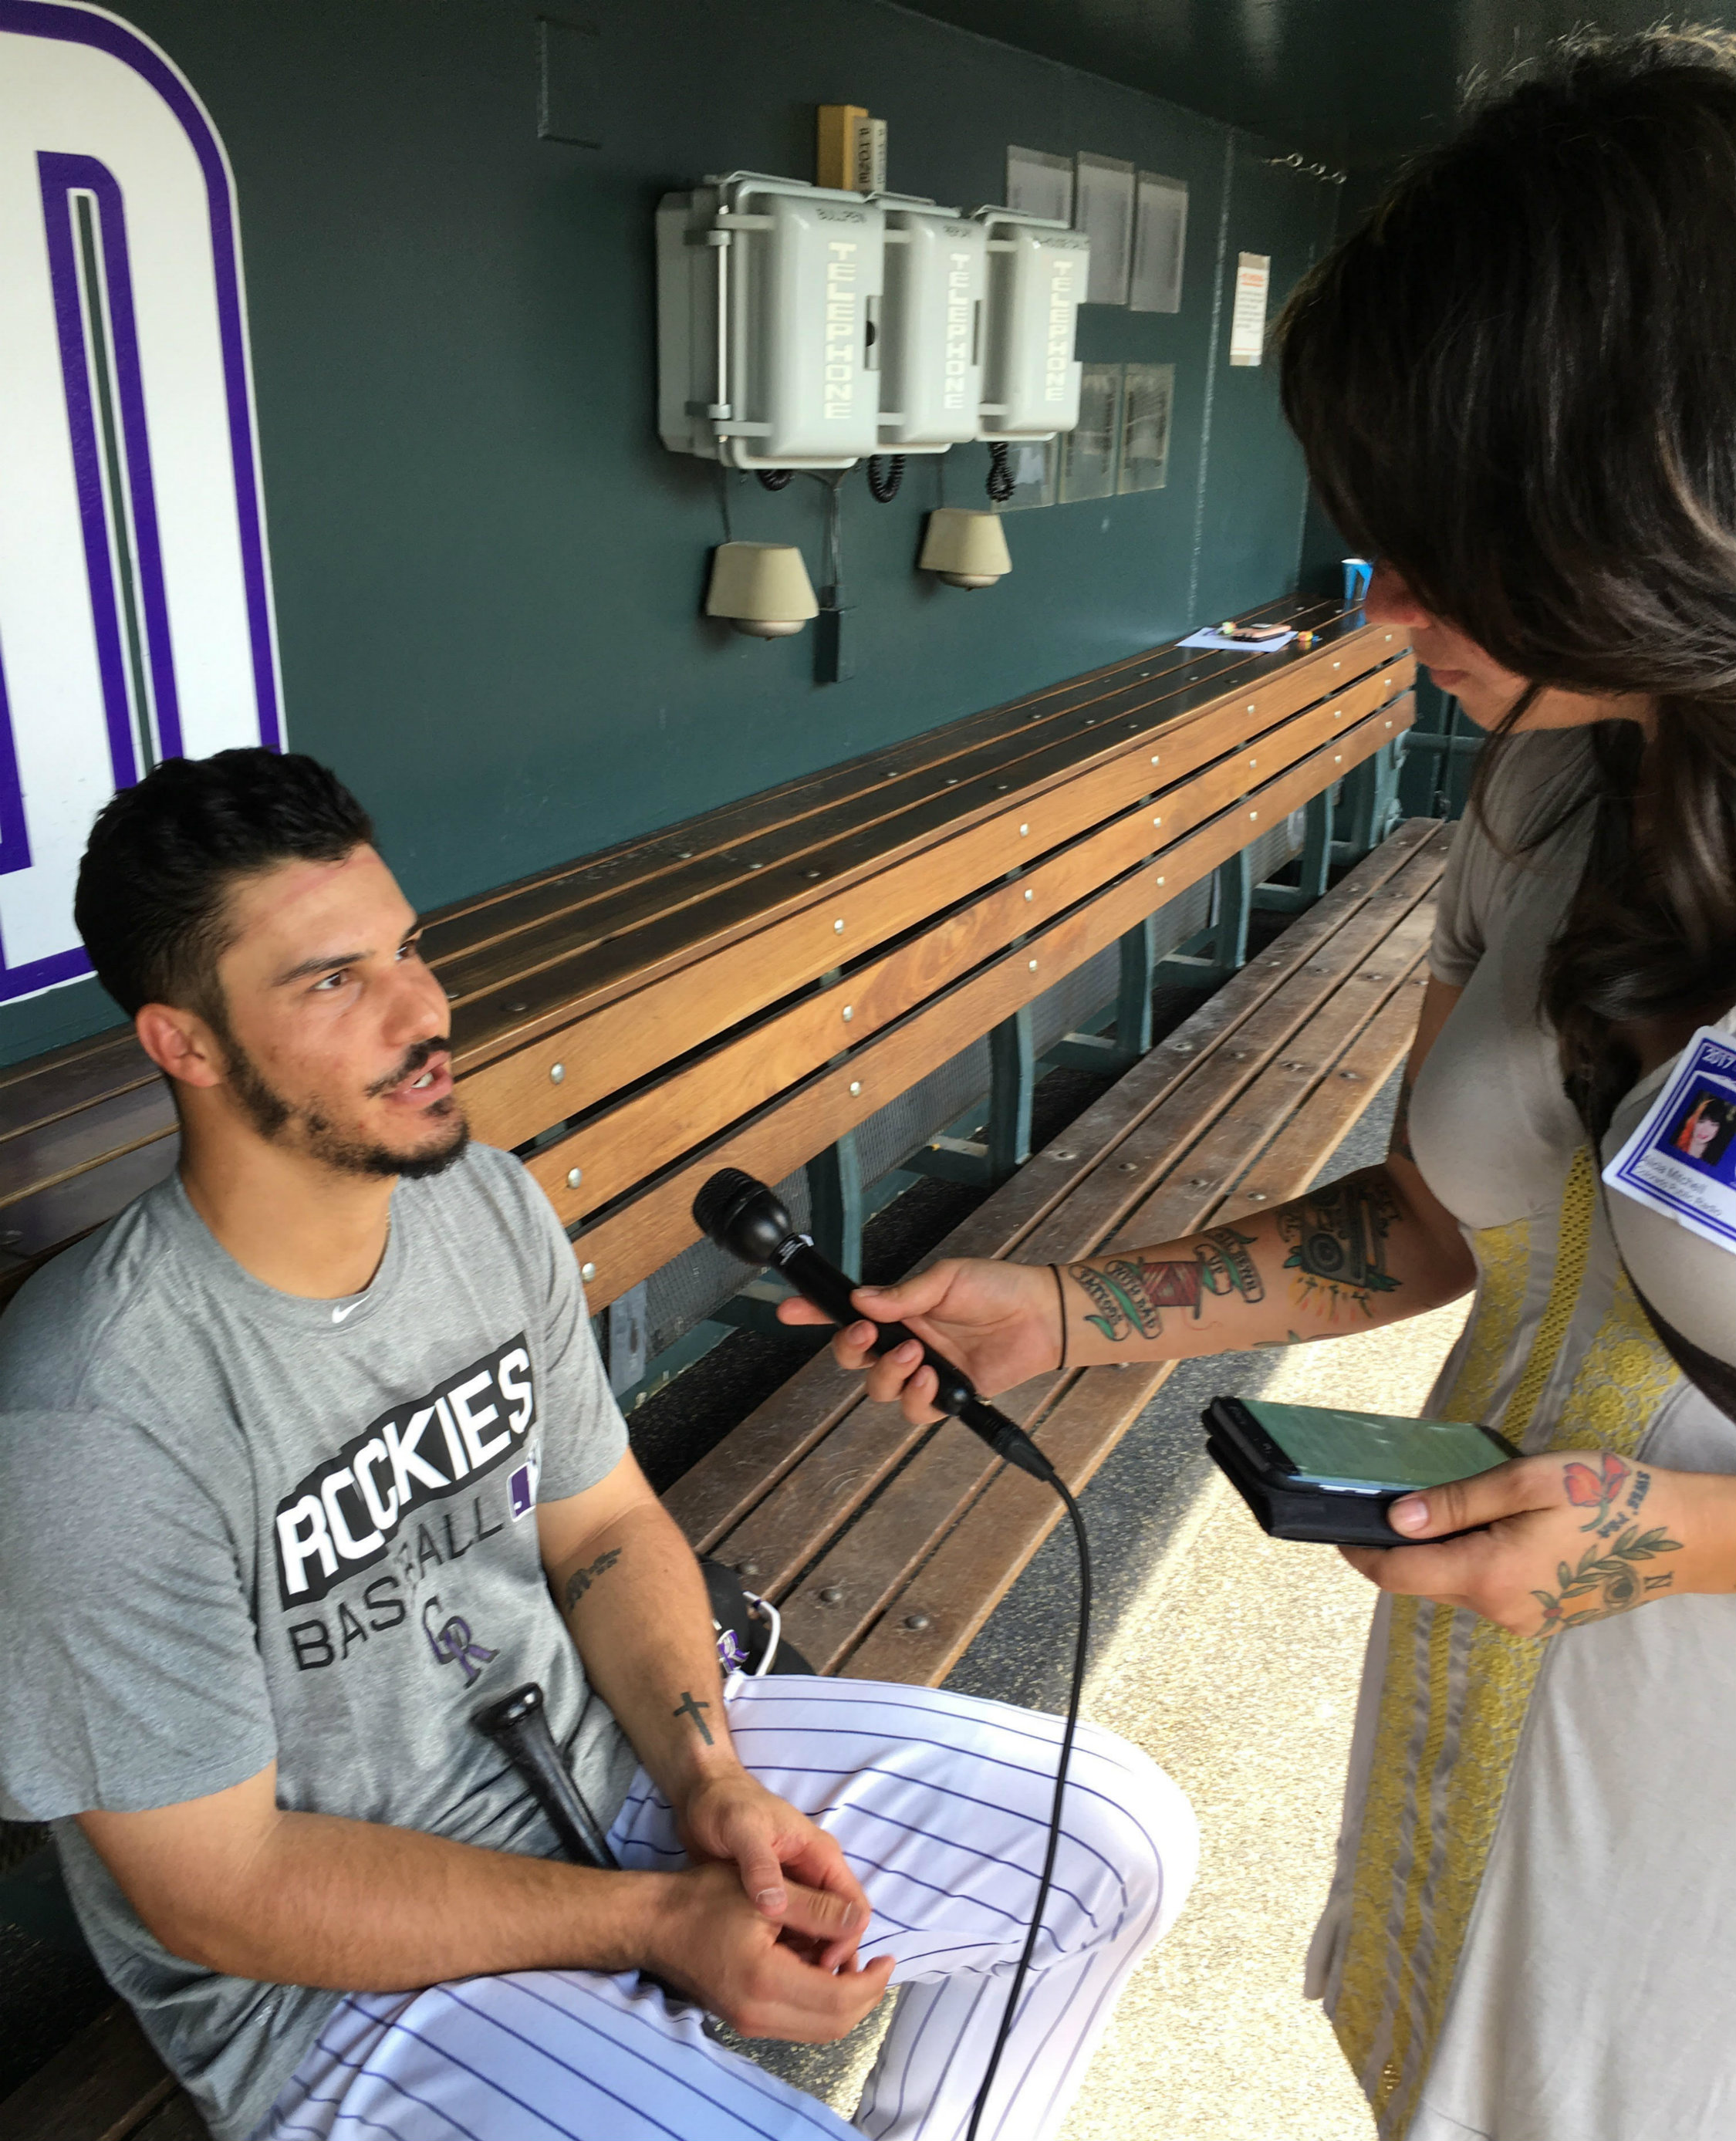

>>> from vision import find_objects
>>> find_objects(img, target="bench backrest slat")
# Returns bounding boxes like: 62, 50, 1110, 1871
0, 1081, 174, 1212
449, 628, 1410, 1142
418, 594, 1328, 958
568, 688, 1413, 1308
518, 668, 1412, 1224
0, 1030, 156, 1143
437, 614, 1396, 1077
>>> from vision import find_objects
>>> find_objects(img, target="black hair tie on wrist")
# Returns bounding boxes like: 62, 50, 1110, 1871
1051, 1264, 1069, 1373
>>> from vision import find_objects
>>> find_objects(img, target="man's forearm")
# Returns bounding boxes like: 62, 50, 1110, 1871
1059, 1162, 1474, 1368
95, 1798, 670, 1990
553, 1497, 742, 1808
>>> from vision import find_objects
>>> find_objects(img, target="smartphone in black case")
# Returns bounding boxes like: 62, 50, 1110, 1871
1204, 1395, 1522, 1546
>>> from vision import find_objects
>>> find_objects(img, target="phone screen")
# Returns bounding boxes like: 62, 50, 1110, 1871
1243, 1399, 1508, 1491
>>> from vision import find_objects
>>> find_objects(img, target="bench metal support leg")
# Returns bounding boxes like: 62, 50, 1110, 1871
807, 1130, 865, 1276
1116, 913, 1157, 1058
894, 1001, 1034, 1191
1334, 742, 1407, 863
1045, 913, 1160, 1075
903, 1133, 994, 1187
1252, 787, 1336, 915
987, 1005, 1035, 1182
1159, 848, 1253, 990
606, 1282, 649, 1397
1213, 847, 1254, 972
1333, 755, 1377, 861
709, 1277, 793, 1336
1301, 784, 1335, 898
1378, 734, 1408, 837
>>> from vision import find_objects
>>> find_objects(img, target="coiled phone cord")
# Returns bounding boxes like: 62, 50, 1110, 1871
866, 453, 906, 501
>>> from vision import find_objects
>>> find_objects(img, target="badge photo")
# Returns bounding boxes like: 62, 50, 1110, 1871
1604, 1025, 1736, 1254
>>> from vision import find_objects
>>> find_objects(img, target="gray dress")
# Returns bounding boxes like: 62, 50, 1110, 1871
1305, 731, 1736, 2140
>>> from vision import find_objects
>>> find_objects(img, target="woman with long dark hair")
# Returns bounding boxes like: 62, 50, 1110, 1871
784, 30, 1736, 2136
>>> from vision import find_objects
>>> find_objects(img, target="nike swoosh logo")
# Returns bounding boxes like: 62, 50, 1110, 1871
330, 1301, 363, 1325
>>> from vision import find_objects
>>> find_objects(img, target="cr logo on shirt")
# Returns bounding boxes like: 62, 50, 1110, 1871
422, 1595, 499, 1684
273, 1335, 535, 1607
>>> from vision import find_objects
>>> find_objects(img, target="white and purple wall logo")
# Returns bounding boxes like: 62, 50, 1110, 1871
0, 0, 282, 1002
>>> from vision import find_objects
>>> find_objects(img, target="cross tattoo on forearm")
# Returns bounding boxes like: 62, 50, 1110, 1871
673, 1690, 714, 1745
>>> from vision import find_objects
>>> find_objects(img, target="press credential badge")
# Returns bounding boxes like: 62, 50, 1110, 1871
1604, 1026, 1736, 1253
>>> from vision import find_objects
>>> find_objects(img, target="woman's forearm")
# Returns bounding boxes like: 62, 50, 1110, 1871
1059, 1161, 1475, 1369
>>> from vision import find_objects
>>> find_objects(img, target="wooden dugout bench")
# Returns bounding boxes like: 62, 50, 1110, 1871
0, 598, 1419, 2136
0, 596, 1410, 1315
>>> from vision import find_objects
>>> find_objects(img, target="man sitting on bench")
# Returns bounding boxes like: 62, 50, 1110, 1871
0, 749, 1195, 2141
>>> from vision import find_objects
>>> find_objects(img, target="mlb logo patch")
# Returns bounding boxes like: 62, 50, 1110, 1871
508, 1460, 538, 1520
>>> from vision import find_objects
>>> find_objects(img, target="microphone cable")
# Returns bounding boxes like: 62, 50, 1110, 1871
692, 1167, 1092, 2139
963, 1474, 1090, 2141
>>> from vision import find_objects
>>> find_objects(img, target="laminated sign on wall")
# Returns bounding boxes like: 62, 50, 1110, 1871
1005, 144, 1072, 228
1129, 174, 1187, 314
1073, 152, 1133, 306
0, 0, 282, 1005
1228, 252, 1271, 366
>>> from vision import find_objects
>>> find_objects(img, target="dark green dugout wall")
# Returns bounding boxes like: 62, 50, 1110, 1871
6, 0, 1340, 1063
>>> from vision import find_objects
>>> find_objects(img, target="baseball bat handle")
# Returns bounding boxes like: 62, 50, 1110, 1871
474, 1681, 619, 1870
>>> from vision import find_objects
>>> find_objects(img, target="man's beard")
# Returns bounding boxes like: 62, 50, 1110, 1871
219, 1026, 469, 1180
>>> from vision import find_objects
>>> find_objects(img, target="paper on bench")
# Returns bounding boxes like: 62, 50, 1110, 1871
1177, 626, 1296, 653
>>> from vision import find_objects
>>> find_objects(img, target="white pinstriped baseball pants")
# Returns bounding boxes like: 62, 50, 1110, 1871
261, 1675, 1197, 2141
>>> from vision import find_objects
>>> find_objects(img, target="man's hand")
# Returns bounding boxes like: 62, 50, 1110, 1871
777, 1258, 1059, 1425
1339, 1451, 1736, 1637
680, 1769, 870, 1970
647, 1862, 893, 2042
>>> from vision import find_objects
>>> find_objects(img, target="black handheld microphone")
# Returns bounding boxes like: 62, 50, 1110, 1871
473, 1681, 620, 1870
692, 1167, 1056, 1484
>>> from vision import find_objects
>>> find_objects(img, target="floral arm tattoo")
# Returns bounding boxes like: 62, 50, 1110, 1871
1064, 1173, 1410, 1346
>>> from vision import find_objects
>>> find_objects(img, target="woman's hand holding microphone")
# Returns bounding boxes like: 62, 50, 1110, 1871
776, 1257, 1061, 1423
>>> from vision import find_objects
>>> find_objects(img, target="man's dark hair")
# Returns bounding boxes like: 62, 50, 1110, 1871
76, 749, 374, 1020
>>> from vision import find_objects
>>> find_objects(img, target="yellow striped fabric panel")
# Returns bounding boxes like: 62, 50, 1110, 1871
1381, 1248, 1680, 2130
1336, 1150, 1599, 2129
1330, 1205, 1534, 2099
1371, 1150, 1596, 2129
1491, 1151, 1598, 1453
1550, 1266, 1680, 1461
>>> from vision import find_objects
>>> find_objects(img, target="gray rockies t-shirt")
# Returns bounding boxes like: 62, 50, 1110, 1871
0, 1143, 633, 2140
